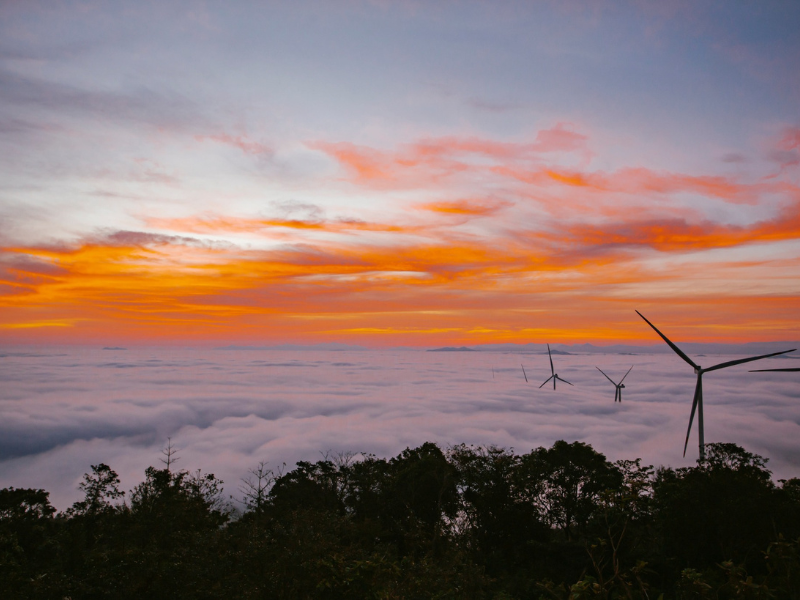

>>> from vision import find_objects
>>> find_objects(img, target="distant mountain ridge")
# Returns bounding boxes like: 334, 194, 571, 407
460, 341, 800, 356
213, 341, 800, 356
427, 347, 475, 352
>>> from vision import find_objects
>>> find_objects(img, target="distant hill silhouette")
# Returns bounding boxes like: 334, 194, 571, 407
427, 346, 476, 352
472, 341, 800, 355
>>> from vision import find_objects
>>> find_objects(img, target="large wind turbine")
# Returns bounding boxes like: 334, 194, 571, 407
539, 344, 573, 389
636, 310, 796, 460
596, 366, 633, 402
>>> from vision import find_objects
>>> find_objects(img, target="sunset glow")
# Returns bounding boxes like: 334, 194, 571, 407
1, 2, 798, 346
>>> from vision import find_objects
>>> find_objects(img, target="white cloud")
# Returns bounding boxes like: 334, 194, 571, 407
1, 347, 798, 510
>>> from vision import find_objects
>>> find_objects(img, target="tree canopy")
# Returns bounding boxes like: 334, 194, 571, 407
1, 440, 799, 599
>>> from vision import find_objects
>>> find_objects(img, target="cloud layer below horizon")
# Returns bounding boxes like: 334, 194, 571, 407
2, 347, 799, 510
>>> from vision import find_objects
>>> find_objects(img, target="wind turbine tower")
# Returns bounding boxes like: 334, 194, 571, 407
596, 366, 633, 402
539, 344, 573, 390
636, 310, 795, 461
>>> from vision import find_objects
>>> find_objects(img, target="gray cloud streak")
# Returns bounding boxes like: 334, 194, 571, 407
0, 69, 205, 132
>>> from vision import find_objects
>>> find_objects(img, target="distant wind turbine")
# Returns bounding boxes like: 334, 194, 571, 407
636, 310, 796, 460
596, 366, 633, 402
539, 344, 573, 389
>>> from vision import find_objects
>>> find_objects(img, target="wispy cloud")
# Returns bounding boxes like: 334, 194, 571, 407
768, 126, 800, 172
0, 68, 205, 132
195, 133, 273, 156
309, 124, 593, 188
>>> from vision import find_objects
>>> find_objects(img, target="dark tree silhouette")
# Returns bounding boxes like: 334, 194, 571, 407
68, 463, 124, 516
2, 440, 799, 598
653, 443, 786, 574
522, 440, 623, 540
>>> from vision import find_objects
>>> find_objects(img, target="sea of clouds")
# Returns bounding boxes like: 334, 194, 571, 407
1, 346, 799, 510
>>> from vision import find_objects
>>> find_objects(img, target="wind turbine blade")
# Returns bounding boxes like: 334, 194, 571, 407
704, 349, 796, 373
618, 388, 622, 402
619, 365, 634, 384
636, 310, 699, 370
547, 344, 554, 376
596, 366, 617, 386
749, 367, 800, 372
683, 375, 702, 457
539, 375, 554, 389
521, 364, 528, 382
556, 376, 573, 386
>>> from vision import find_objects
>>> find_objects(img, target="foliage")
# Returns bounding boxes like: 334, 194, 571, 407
0, 487, 58, 596
1, 440, 799, 599
652, 442, 788, 575
521, 441, 624, 540
67, 463, 125, 517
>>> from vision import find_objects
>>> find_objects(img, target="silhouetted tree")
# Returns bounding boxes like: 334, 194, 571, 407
2, 439, 798, 599
268, 457, 348, 515
522, 440, 623, 540
449, 443, 549, 585
653, 443, 783, 576
0, 488, 58, 596
386, 442, 458, 532
121, 466, 229, 598
67, 463, 124, 517
239, 460, 280, 512
574, 459, 657, 598
160, 437, 180, 471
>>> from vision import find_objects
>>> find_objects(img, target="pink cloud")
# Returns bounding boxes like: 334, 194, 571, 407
309, 123, 592, 188
195, 132, 272, 156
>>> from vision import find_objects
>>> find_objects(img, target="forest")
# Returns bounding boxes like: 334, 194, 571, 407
1, 440, 799, 599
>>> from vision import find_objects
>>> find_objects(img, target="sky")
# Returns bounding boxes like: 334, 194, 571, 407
1, 0, 800, 347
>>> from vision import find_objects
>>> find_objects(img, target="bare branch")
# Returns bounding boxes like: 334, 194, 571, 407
159, 437, 180, 471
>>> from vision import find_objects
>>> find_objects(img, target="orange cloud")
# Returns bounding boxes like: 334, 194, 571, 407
314, 129, 784, 209
3, 206, 798, 347
146, 215, 416, 236
494, 165, 774, 205
562, 192, 800, 252
309, 123, 591, 188
418, 199, 512, 216
4, 125, 800, 346
0, 218, 599, 343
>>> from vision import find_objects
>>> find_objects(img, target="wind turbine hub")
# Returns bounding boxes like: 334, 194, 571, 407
620, 384, 625, 388
694, 366, 702, 374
